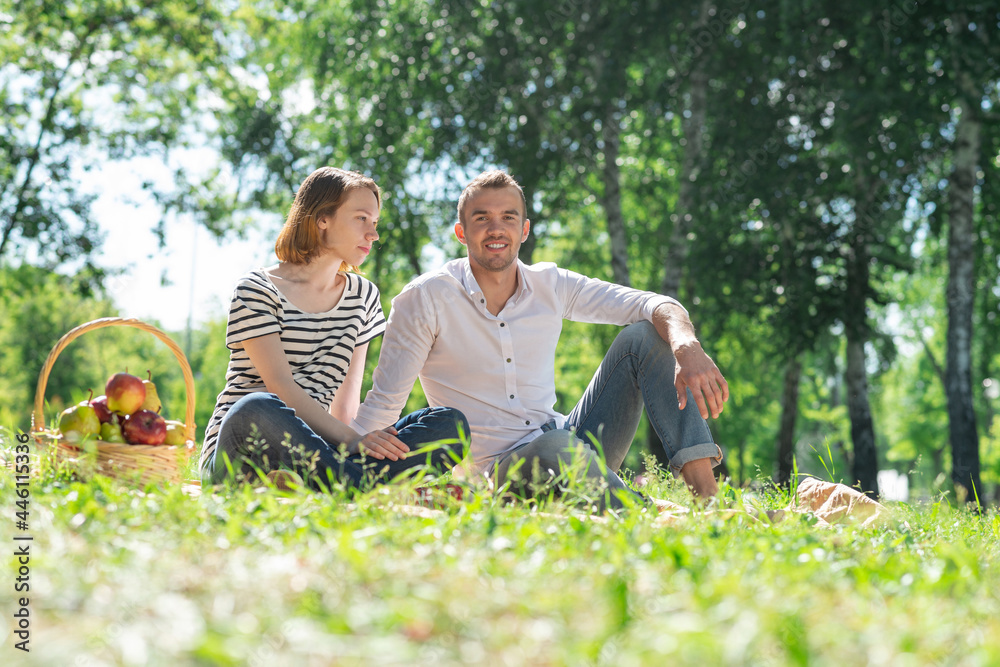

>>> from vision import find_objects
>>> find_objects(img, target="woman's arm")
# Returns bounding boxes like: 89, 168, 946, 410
329, 342, 367, 423
242, 334, 408, 460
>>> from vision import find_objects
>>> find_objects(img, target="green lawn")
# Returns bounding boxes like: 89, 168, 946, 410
2, 449, 999, 666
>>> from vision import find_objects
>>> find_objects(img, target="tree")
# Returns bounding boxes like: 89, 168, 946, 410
939, 7, 997, 505
886, 1, 1000, 504
750, 1, 964, 497
200, 0, 998, 498
0, 0, 237, 285
0, 266, 113, 428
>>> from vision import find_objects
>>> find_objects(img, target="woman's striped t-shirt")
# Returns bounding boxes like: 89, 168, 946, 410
198, 269, 386, 473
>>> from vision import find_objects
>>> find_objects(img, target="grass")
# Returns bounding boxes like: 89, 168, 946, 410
2, 444, 1000, 666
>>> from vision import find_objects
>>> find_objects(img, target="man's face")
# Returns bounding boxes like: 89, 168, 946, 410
455, 186, 530, 274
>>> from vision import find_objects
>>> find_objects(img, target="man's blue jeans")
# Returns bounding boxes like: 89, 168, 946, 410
204, 393, 468, 491
494, 321, 722, 511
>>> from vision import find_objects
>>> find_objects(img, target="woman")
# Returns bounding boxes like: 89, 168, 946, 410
199, 167, 467, 490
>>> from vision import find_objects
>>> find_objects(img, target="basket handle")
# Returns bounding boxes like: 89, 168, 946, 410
31, 317, 196, 442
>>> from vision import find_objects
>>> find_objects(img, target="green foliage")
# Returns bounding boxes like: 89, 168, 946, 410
983, 418, 1000, 491
0, 266, 115, 429
0, 0, 245, 282
171, 317, 230, 444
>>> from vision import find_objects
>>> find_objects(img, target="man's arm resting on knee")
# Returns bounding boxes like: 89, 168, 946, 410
651, 303, 730, 420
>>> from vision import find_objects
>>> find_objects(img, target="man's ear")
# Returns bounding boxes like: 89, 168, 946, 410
454, 221, 467, 245
521, 218, 530, 243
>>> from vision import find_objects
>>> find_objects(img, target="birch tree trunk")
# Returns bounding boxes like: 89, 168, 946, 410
844, 224, 880, 498
660, 0, 710, 299
845, 335, 879, 498
945, 101, 983, 504
601, 106, 631, 287
775, 355, 802, 487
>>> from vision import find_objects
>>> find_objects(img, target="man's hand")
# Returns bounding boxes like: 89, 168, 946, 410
652, 303, 730, 420
673, 341, 729, 420
352, 427, 410, 461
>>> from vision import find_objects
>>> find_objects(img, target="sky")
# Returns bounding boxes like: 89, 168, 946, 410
80, 150, 457, 335
81, 158, 276, 333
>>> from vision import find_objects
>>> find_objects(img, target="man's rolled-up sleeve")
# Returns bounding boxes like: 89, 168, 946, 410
555, 267, 687, 325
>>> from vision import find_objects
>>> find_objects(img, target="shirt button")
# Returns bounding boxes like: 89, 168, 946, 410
525, 420, 530, 425
506, 358, 511, 363
509, 394, 514, 399
480, 298, 485, 303
500, 322, 505, 327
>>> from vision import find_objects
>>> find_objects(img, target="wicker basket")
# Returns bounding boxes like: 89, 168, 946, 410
31, 317, 197, 485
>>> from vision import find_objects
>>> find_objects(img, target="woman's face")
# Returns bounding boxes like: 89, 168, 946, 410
318, 188, 380, 267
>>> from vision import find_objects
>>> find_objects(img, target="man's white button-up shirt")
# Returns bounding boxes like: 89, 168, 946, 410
352, 258, 682, 473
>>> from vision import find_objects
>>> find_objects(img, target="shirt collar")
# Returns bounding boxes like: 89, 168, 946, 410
455, 258, 532, 304
511, 261, 531, 305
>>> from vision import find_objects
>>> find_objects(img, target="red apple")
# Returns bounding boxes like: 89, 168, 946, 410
106, 373, 146, 415
90, 395, 113, 424
122, 409, 167, 445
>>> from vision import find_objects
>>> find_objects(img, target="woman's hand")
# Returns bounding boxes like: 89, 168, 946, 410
353, 426, 410, 461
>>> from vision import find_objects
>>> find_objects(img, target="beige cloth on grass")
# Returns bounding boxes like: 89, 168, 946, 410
654, 476, 889, 528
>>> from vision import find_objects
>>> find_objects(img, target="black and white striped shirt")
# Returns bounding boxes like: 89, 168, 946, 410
199, 269, 386, 472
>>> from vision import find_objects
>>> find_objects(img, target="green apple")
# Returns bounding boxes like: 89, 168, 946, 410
100, 420, 127, 444
163, 420, 188, 447
141, 372, 162, 413
58, 402, 101, 443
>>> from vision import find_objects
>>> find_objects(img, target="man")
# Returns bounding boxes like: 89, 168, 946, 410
352, 170, 729, 510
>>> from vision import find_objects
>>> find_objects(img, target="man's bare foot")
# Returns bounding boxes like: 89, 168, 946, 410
680, 458, 719, 501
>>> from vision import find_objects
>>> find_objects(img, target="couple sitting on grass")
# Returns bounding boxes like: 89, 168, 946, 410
199, 167, 730, 512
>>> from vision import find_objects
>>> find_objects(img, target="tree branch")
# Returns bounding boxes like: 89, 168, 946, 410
0, 18, 102, 258
920, 335, 946, 386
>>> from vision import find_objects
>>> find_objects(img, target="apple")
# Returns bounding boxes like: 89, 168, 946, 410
140, 370, 162, 413
58, 402, 101, 443
106, 372, 146, 415
100, 420, 127, 444
163, 420, 188, 447
122, 409, 167, 446
90, 395, 113, 424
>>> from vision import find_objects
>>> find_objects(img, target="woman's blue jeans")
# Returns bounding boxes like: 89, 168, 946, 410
494, 321, 723, 511
204, 392, 468, 491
